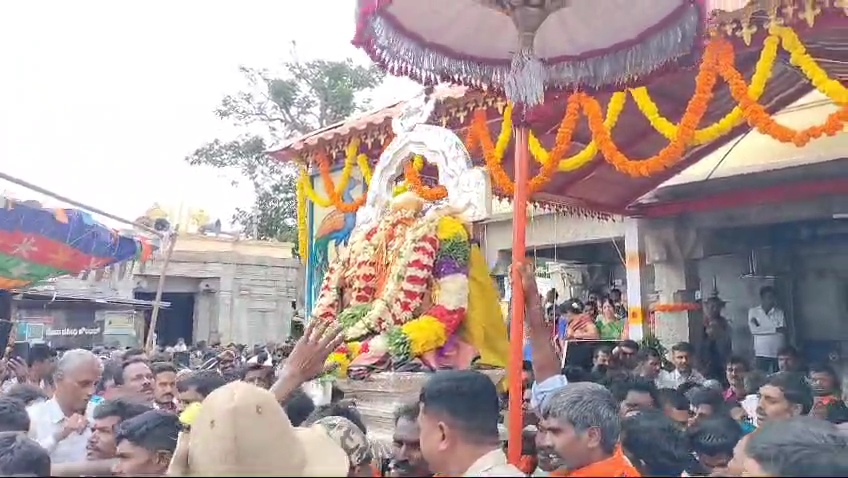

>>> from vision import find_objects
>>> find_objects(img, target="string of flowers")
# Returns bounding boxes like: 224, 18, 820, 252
297, 24, 848, 214
299, 139, 361, 208
393, 155, 423, 196
316, 149, 367, 213
716, 35, 848, 146
772, 25, 848, 104
343, 213, 441, 340
403, 156, 448, 201
631, 34, 778, 145
528, 92, 627, 172
296, 166, 309, 264
652, 303, 701, 312
386, 216, 472, 360
467, 94, 581, 194
583, 37, 718, 176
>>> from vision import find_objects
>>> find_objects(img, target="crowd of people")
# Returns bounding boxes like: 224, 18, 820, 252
0, 262, 845, 476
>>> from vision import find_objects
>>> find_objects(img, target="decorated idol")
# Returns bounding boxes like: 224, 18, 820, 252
310, 90, 509, 379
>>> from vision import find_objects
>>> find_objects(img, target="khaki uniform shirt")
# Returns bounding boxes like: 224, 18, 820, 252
463, 449, 525, 477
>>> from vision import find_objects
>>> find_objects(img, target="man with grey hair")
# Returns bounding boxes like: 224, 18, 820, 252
27, 348, 102, 464
537, 382, 639, 476
734, 416, 848, 476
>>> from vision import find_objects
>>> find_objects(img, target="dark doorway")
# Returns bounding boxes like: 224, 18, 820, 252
135, 292, 195, 346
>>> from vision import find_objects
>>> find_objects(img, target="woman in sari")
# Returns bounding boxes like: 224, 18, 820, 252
596, 297, 625, 340
563, 298, 600, 340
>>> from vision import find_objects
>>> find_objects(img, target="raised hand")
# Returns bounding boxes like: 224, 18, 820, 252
280, 320, 345, 383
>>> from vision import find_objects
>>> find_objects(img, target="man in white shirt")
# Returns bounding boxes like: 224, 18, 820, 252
656, 342, 705, 389
27, 349, 102, 464
748, 286, 786, 373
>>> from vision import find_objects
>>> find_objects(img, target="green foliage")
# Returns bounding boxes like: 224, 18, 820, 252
339, 304, 372, 330
436, 238, 472, 266
387, 327, 411, 361
186, 52, 385, 249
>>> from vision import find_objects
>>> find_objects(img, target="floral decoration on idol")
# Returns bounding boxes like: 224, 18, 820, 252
386, 216, 471, 361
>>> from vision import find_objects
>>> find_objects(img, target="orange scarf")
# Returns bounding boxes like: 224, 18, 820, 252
550, 449, 640, 477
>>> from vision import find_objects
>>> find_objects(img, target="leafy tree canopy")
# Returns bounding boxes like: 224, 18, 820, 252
186, 52, 384, 250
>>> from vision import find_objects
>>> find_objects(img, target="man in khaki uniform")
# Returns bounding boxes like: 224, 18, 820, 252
417, 370, 524, 477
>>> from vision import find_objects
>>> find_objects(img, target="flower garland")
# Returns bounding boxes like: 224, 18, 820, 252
528, 92, 627, 172
296, 24, 848, 216
586, 36, 719, 177
299, 138, 372, 212
317, 150, 367, 213
325, 351, 351, 377
631, 34, 778, 146
394, 316, 448, 357
296, 167, 309, 264
652, 303, 701, 312
716, 35, 848, 146
343, 212, 441, 339
428, 216, 471, 334
773, 25, 848, 104
404, 156, 448, 201
386, 215, 472, 360
467, 94, 581, 195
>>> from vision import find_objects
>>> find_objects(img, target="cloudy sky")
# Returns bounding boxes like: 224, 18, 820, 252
0, 0, 418, 228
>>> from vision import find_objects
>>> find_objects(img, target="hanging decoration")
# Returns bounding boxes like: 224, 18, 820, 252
296, 167, 309, 264
403, 157, 448, 201
651, 303, 701, 312
294, 24, 848, 212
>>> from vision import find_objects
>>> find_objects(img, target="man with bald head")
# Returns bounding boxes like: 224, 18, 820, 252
27, 349, 102, 463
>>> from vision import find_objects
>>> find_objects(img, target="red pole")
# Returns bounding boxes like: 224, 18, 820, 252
507, 126, 530, 465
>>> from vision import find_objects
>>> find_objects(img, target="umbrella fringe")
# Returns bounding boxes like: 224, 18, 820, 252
505, 47, 546, 106
358, 3, 702, 93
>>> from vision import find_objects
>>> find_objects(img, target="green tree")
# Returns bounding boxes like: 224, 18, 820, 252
186, 56, 384, 250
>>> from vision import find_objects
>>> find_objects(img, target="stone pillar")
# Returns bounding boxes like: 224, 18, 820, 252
643, 219, 706, 349
652, 261, 701, 347
193, 291, 218, 343
624, 219, 650, 341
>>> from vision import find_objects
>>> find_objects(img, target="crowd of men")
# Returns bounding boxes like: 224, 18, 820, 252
0, 263, 845, 476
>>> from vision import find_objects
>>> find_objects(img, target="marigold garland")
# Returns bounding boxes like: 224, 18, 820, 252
325, 351, 351, 377
299, 138, 372, 211
296, 167, 309, 264
773, 25, 848, 104
631, 34, 778, 146
652, 303, 701, 312
589, 37, 719, 177
295, 25, 848, 213
404, 157, 448, 201
716, 36, 848, 146
317, 150, 367, 213
467, 94, 580, 195
528, 92, 628, 171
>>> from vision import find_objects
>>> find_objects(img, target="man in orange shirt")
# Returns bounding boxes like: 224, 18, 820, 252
536, 383, 640, 477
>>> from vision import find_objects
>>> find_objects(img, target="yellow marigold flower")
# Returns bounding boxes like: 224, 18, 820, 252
437, 216, 469, 240
325, 352, 351, 377
347, 341, 362, 358
179, 402, 202, 427
401, 316, 447, 356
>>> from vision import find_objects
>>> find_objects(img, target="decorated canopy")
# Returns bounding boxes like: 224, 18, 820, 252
279, 1, 848, 213
0, 198, 156, 290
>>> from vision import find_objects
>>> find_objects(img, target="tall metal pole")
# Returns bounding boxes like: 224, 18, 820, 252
506, 126, 530, 464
